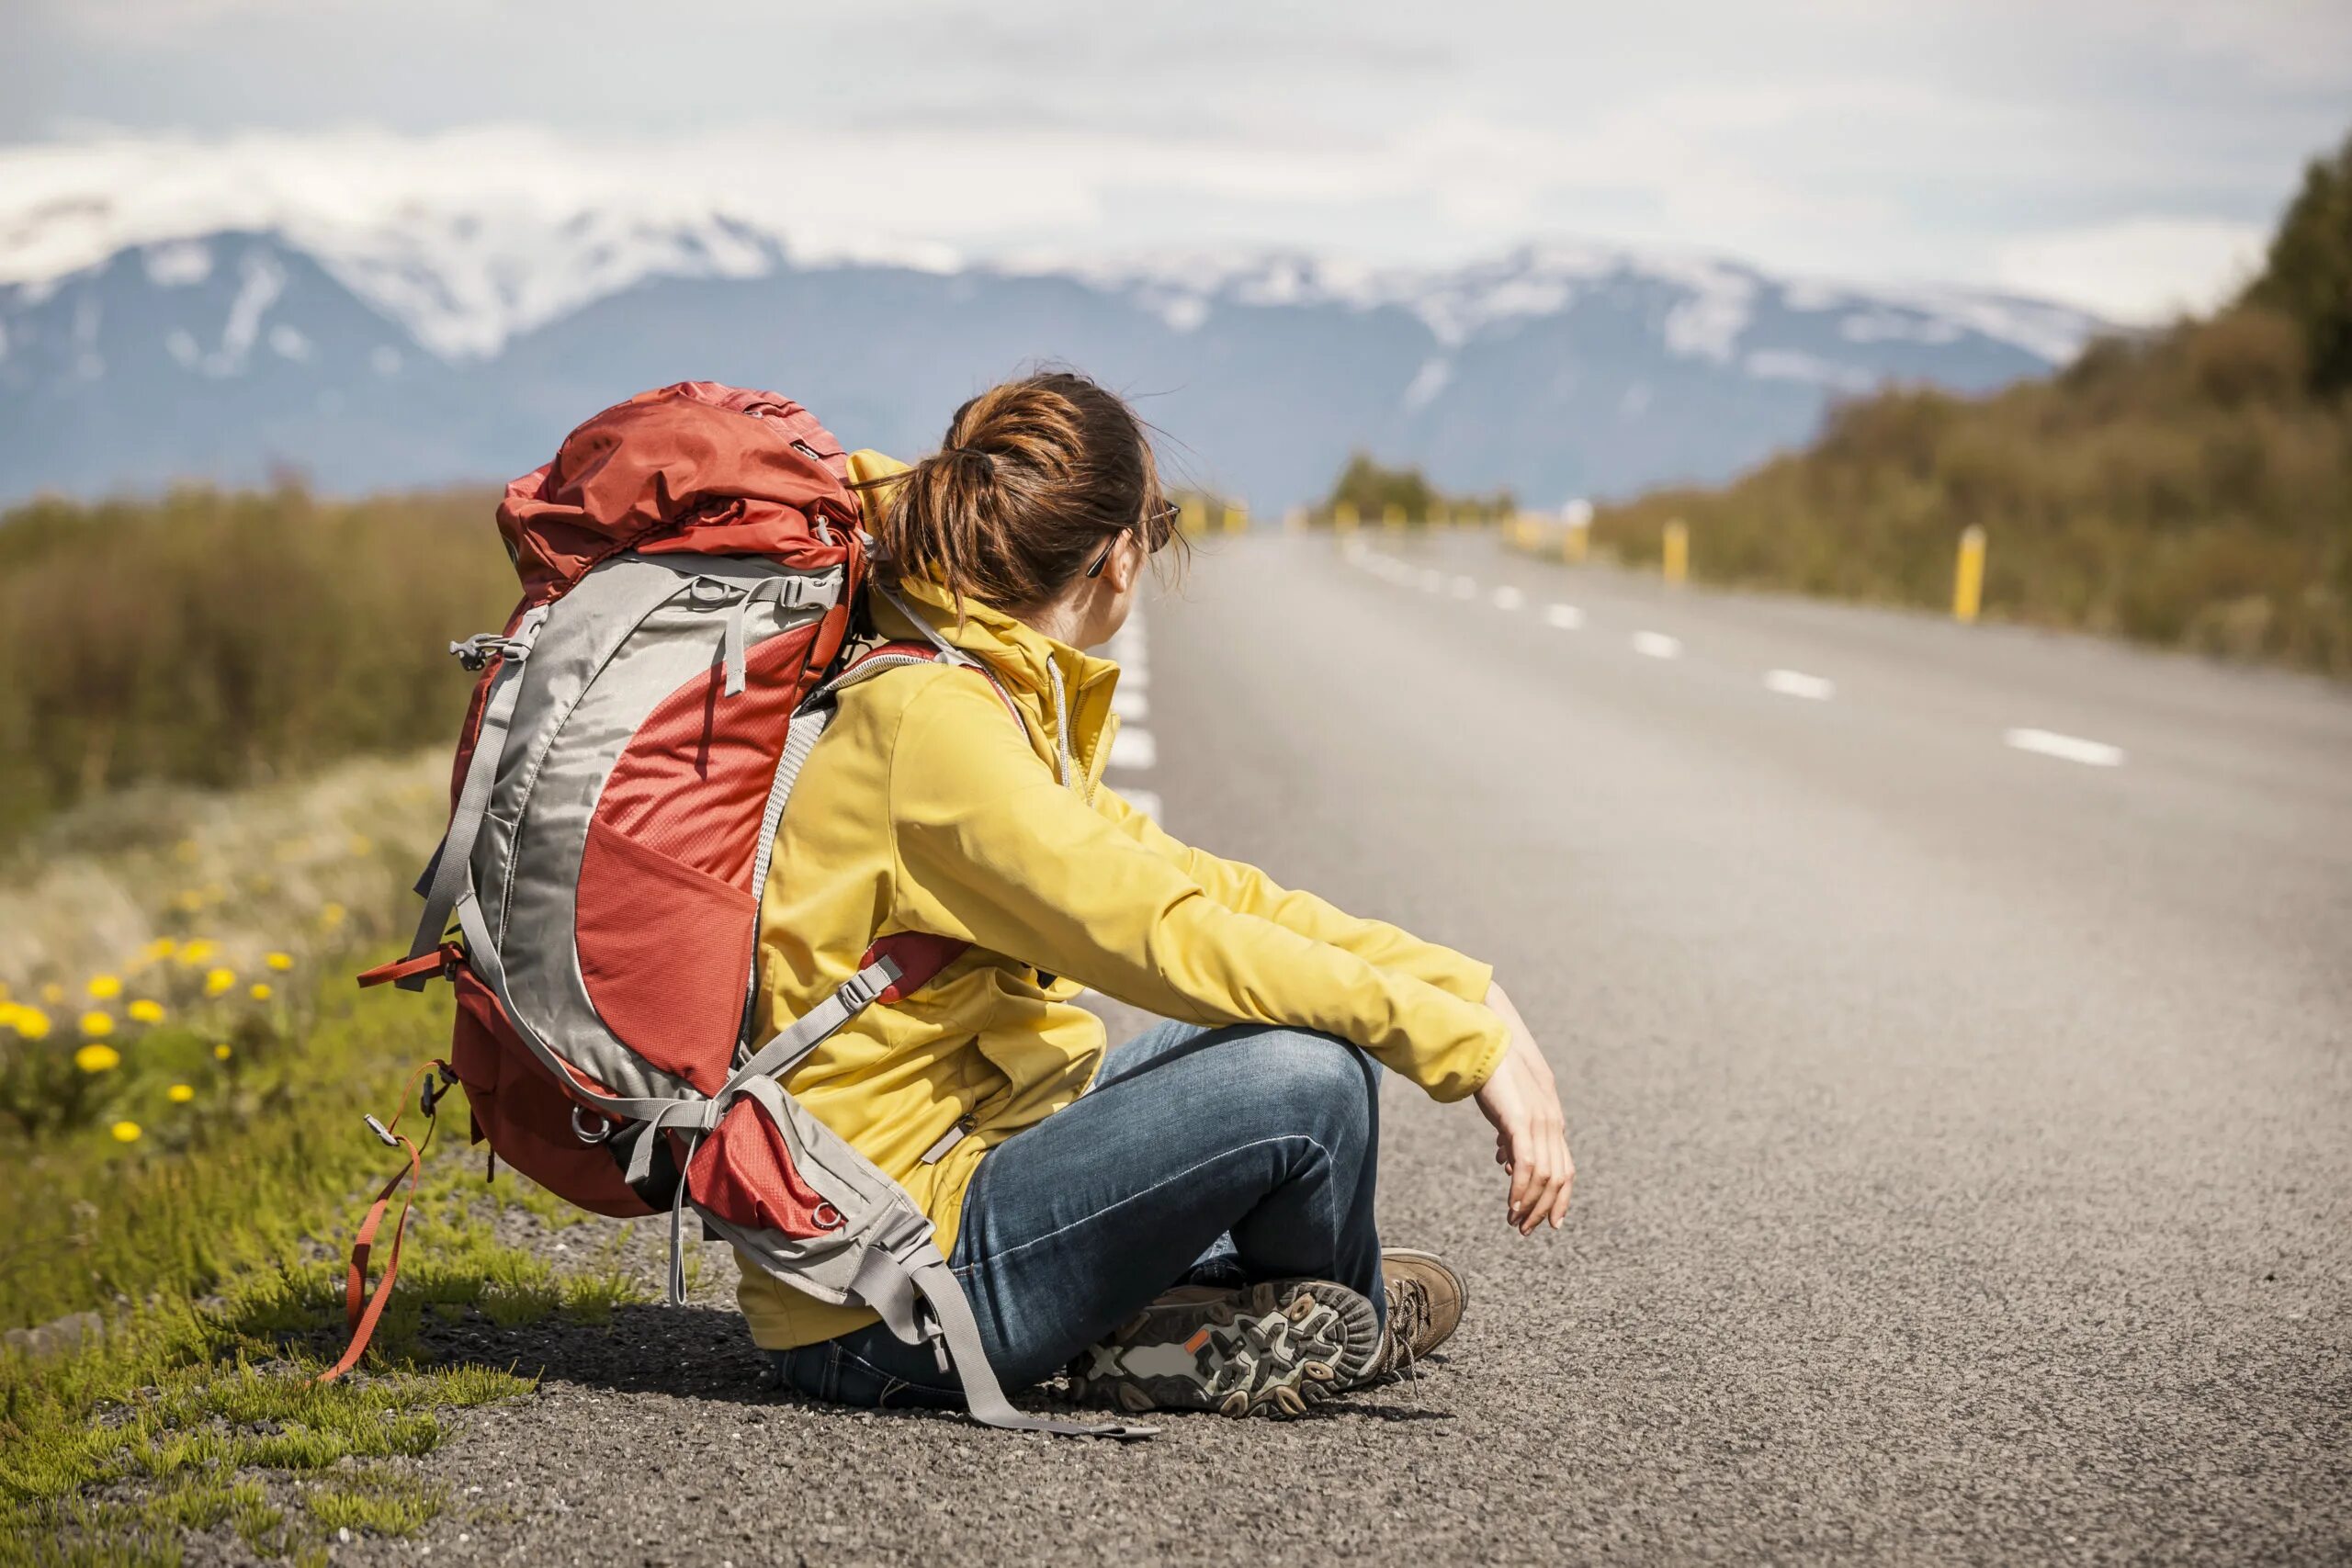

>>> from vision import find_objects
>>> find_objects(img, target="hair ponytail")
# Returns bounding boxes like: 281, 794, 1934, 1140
861, 370, 1178, 614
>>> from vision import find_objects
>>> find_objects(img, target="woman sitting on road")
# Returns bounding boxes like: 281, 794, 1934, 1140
751, 369, 1575, 1416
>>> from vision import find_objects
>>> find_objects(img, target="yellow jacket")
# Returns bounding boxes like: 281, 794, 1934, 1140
737, 451, 1509, 1349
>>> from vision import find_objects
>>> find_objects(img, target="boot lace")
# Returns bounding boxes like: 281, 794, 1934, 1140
1374, 1273, 1433, 1392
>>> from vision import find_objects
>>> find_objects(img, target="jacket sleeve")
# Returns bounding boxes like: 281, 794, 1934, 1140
885, 673, 1508, 1102
1094, 786, 1494, 1006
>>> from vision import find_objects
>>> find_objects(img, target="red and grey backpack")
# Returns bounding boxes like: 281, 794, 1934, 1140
338, 381, 1142, 1438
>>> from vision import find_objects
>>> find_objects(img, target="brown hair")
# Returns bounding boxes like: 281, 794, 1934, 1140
860, 370, 1180, 613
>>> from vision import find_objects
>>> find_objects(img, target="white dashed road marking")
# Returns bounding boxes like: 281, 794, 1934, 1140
2004, 728, 2124, 768
1110, 728, 1158, 770
1107, 614, 1161, 823
1333, 545, 2132, 779
1762, 669, 1836, 701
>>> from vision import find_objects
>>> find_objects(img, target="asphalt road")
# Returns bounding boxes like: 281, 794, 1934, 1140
359, 531, 2351, 1566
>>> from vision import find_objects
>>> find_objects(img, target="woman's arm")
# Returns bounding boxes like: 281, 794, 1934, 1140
1473, 981, 1576, 1234
1095, 787, 1491, 1004
887, 673, 1509, 1101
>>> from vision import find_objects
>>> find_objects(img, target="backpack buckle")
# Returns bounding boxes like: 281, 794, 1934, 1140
419, 1063, 458, 1119
447, 609, 550, 672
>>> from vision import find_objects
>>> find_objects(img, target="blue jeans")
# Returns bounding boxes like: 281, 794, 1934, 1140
769, 1020, 1386, 1409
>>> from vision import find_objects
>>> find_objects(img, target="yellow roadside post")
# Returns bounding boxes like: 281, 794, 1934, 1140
1181, 497, 1208, 537
1223, 502, 1247, 536
1562, 498, 1592, 563
1334, 501, 1359, 533
1382, 503, 1406, 533
1662, 519, 1689, 586
1953, 525, 1985, 623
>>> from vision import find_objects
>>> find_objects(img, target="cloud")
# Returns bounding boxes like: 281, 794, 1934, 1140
1993, 218, 2269, 323
1, 1, 2344, 321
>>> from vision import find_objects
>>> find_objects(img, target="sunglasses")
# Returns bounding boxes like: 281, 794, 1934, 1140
1085, 501, 1182, 579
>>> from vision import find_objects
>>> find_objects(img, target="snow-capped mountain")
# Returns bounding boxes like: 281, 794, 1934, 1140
0, 202, 2104, 508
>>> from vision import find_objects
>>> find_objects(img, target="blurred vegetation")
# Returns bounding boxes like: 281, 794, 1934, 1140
1558, 130, 2352, 676
0, 480, 512, 847
2246, 129, 2352, 393
1315, 453, 1515, 525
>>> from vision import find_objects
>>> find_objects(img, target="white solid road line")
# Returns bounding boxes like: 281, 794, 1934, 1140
1110, 728, 1159, 770
1632, 631, 1682, 660
1762, 669, 1836, 701
1544, 603, 1585, 630
1112, 685, 1148, 721
2004, 728, 2125, 768
1491, 585, 1525, 611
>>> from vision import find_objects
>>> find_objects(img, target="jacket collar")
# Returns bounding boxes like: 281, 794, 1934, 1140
865, 536, 1125, 797
847, 446, 1125, 792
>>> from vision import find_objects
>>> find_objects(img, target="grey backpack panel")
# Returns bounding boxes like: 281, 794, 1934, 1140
478, 554, 831, 1101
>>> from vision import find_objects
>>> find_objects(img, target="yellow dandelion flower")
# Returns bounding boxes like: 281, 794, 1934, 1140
174, 889, 206, 914
248, 983, 273, 1002
40, 983, 64, 1005
109, 1121, 142, 1144
203, 967, 236, 998
141, 937, 177, 964
213, 1043, 232, 1060
74, 1043, 121, 1073
79, 1011, 115, 1039
167, 1083, 196, 1104
319, 902, 347, 930
13, 1009, 51, 1041
128, 999, 165, 1024
86, 975, 123, 1000
266, 952, 294, 971
177, 940, 219, 966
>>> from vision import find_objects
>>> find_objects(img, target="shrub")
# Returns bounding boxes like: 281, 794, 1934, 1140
0, 482, 511, 846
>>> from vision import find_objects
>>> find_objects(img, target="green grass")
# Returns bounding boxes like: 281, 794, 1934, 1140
2, 809, 650, 1566
0, 1063, 648, 1562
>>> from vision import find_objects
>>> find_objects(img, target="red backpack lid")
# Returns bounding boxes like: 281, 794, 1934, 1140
494, 381, 860, 607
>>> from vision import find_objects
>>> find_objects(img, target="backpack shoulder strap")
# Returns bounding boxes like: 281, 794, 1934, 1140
822, 637, 1027, 737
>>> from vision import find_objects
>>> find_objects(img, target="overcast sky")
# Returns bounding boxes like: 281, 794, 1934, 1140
3, 0, 2347, 321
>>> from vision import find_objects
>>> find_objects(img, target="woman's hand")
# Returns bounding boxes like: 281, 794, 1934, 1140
1473, 981, 1575, 1235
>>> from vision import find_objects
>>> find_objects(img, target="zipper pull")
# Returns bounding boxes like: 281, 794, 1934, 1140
920, 1114, 978, 1165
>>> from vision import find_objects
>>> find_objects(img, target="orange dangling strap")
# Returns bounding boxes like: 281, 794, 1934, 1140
315, 1060, 451, 1383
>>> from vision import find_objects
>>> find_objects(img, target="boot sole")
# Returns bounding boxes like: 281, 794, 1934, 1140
1068, 1280, 1381, 1418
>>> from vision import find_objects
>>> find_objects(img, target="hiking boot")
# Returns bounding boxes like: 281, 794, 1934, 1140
1067, 1278, 1382, 1418
1363, 1247, 1467, 1382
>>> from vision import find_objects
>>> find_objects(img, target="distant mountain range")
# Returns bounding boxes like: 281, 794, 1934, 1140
0, 205, 2104, 509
